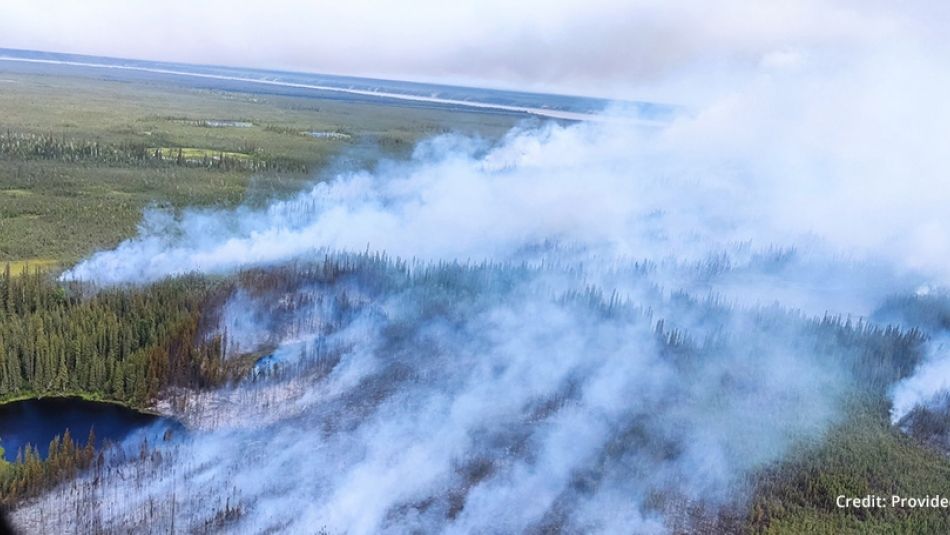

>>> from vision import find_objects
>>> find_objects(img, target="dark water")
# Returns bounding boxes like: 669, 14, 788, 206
0, 397, 177, 461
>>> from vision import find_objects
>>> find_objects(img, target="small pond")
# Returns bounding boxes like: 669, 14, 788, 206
0, 397, 179, 461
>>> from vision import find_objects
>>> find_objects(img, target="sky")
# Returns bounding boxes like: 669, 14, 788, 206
1, 0, 947, 101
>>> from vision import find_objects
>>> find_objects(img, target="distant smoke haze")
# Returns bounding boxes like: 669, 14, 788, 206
1, 1, 947, 102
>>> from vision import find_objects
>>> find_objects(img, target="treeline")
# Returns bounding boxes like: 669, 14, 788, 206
0, 130, 308, 174
227, 254, 929, 397
2, 253, 924, 411
0, 266, 234, 407
0, 429, 97, 506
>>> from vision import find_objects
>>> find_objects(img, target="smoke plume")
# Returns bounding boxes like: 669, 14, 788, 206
18, 18, 950, 535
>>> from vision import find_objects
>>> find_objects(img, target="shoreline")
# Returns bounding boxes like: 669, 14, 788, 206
0, 392, 165, 417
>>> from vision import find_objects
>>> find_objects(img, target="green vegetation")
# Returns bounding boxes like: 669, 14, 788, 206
0, 263, 238, 506
0, 266, 234, 408
748, 402, 950, 534
0, 72, 518, 263
0, 131, 305, 173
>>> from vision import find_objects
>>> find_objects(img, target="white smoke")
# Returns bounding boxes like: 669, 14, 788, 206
20, 15, 950, 535
21, 261, 858, 533
891, 337, 950, 423
65, 40, 950, 289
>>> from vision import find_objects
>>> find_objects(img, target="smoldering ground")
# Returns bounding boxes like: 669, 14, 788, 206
16, 22, 950, 535
22, 256, 904, 533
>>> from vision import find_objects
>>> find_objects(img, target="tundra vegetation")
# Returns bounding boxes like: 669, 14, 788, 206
0, 71, 518, 263
2, 67, 950, 534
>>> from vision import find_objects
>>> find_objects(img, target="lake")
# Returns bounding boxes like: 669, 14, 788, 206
0, 397, 179, 461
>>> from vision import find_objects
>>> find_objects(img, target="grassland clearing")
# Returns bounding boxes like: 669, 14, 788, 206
3, 258, 59, 277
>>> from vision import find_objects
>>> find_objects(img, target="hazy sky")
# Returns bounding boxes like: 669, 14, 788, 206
0, 1, 946, 100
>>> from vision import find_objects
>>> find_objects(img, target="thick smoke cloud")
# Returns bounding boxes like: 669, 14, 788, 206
65, 39, 950, 296
26, 257, 859, 533
16, 8, 950, 534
